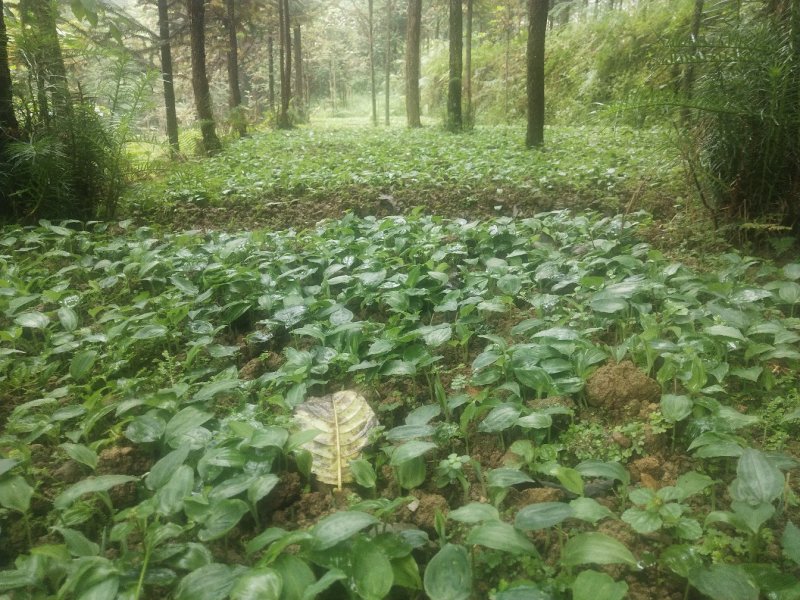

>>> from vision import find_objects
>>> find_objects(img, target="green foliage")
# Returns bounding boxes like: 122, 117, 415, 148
680, 3, 800, 230
0, 211, 798, 598
127, 124, 683, 221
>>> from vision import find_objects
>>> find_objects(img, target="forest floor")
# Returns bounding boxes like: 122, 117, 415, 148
1, 122, 798, 600
127, 123, 721, 262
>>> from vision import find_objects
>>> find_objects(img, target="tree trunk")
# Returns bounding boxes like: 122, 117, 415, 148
268, 33, 275, 113
294, 24, 304, 122
188, 0, 221, 154
526, 0, 548, 148
682, 0, 704, 123
464, 0, 473, 126
369, 0, 378, 126
277, 0, 291, 128
405, 0, 422, 127
226, 0, 246, 136
19, 0, 71, 123
446, 0, 462, 131
0, 0, 19, 136
385, 0, 393, 125
157, 0, 179, 153
330, 53, 337, 114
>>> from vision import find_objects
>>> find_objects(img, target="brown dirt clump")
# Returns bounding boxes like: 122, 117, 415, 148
402, 491, 448, 532
629, 455, 680, 490
507, 486, 564, 510
470, 433, 505, 469
585, 361, 661, 420
96, 445, 152, 477
271, 491, 335, 529
238, 357, 265, 380
261, 471, 302, 514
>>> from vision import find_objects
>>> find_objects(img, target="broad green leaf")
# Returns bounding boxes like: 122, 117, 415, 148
0, 475, 33, 513
478, 404, 520, 433
165, 406, 213, 449
448, 502, 499, 523
561, 533, 636, 567
590, 297, 627, 314
390, 441, 437, 466
57, 526, 99, 557
349, 459, 377, 489
272, 555, 315, 600
660, 544, 703, 578
301, 569, 346, 600
621, 507, 662, 534
155, 465, 194, 516
0, 459, 18, 477
312, 511, 379, 550
661, 394, 692, 423
198, 499, 249, 541
487, 468, 534, 488
352, 537, 394, 600
70, 350, 98, 381
465, 521, 537, 555
381, 360, 417, 376
60, 443, 97, 470
705, 325, 745, 341
147, 446, 190, 490
230, 568, 282, 600
423, 544, 471, 600
688, 564, 758, 600
575, 460, 630, 485
58, 306, 79, 331
553, 466, 584, 496
396, 456, 427, 489
132, 324, 168, 340
54, 475, 138, 510
497, 274, 522, 295
515, 502, 574, 531
14, 311, 49, 329
248, 474, 280, 505
516, 412, 552, 429
783, 263, 800, 280
125, 413, 166, 444
730, 448, 784, 505
571, 570, 627, 600
174, 563, 238, 600
675, 471, 714, 498
418, 324, 452, 347
782, 521, 800, 565
569, 497, 614, 524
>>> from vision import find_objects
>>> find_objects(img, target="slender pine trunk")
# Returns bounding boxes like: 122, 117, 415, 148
526, 0, 548, 148
446, 0, 463, 131
405, 0, 422, 127
157, 0, 179, 153
188, 0, 221, 154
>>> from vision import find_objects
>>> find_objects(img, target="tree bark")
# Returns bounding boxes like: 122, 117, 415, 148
294, 24, 304, 122
369, 0, 378, 126
385, 0, 393, 125
277, 0, 292, 128
446, 0, 462, 131
0, 0, 19, 136
19, 0, 71, 123
157, 0, 179, 153
464, 0, 473, 126
226, 0, 246, 136
682, 0, 704, 123
188, 0, 221, 154
526, 0, 548, 148
405, 0, 422, 127
268, 33, 275, 113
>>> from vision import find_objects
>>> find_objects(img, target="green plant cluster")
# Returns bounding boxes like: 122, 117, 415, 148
126, 124, 683, 220
0, 211, 798, 599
